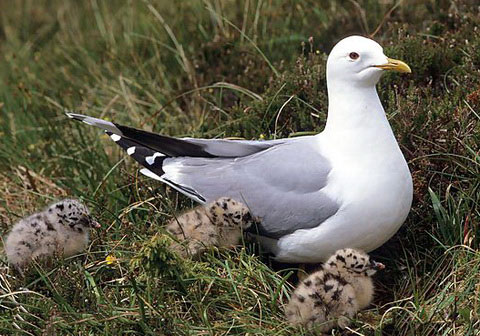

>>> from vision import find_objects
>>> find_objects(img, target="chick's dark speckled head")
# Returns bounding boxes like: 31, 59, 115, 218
327, 248, 385, 276
47, 199, 100, 230
211, 197, 258, 228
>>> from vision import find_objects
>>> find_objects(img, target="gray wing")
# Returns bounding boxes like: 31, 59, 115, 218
66, 113, 338, 238
160, 138, 339, 238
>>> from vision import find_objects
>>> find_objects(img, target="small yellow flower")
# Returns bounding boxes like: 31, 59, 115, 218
259, 134, 265, 140
105, 255, 117, 265
28, 144, 35, 151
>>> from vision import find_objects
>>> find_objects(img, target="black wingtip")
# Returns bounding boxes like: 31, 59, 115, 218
116, 124, 217, 158
105, 131, 167, 176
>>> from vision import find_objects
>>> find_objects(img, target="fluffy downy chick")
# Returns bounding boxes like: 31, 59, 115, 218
5, 199, 100, 273
285, 248, 385, 332
166, 197, 258, 258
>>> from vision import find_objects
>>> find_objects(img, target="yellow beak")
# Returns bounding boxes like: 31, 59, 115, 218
374, 57, 411, 73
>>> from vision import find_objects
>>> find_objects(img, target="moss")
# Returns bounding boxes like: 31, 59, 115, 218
129, 233, 194, 283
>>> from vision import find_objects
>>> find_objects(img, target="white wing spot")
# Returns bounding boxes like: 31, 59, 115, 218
110, 134, 121, 142
127, 147, 136, 155
146, 152, 165, 165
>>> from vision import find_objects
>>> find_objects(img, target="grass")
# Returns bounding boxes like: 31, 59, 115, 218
0, 0, 479, 334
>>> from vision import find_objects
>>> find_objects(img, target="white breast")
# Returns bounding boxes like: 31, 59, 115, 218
275, 122, 412, 263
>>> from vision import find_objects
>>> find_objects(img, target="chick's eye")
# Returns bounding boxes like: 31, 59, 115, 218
349, 52, 359, 60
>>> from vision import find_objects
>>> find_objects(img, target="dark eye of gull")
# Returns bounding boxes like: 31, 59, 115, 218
349, 52, 359, 60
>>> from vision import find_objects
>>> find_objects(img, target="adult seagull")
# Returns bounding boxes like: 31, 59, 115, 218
67, 36, 413, 263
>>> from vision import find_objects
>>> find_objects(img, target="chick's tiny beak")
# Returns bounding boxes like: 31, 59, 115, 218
91, 220, 101, 229
370, 261, 385, 271
374, 57, 411, 73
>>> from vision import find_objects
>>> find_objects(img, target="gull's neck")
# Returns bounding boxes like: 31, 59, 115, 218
325, 83, 388, 133
321, 80, 403, 163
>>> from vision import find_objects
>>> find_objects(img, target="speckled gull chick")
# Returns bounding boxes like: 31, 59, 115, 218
167, 197, 259, 258
285, 248, 385, 331
66, 35, 413, 263
5, 199, 100, 273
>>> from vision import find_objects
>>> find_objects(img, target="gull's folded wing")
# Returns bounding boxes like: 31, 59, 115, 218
68, 113, 338, 238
